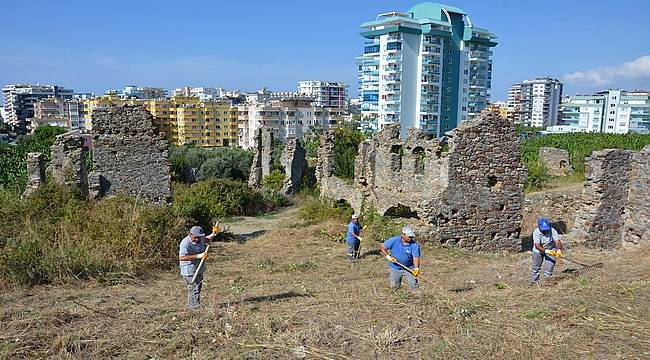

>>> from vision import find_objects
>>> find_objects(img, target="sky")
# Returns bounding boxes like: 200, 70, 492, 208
1, 0, 649, 102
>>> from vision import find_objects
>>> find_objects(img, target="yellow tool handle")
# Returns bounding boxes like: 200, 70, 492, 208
190, 245, 210, 284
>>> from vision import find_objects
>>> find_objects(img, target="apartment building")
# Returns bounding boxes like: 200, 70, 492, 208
506, 83, 521, 123
238, 95, 344, 148
552, 89, 650, 134
80, 95, 238, 147
171, 87, 223, 101
28, 97, 83, 132
2, 84, 74, 133
357, 2, 497, 137
516, 78, 563, 127
119, 85, 166, 99
297, 81, 349, 110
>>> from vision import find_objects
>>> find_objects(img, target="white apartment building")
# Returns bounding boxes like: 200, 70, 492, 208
506, 83, 521, 123
357, 2, 497, 137
297, 81, 349, 110
238, 95, 344, 149
28, 97, 83, 132
172, 87, 222, 101
2, 84, 75, 133
553, 89, 650, 134
516, 78, 563, 127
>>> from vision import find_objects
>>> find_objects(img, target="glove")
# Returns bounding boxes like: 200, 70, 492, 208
385, 255, 397, 263
196, 251, 208, 260
357, 236, 363, 242
547, 249, 559, 257
212, 223, 221, 235
412, 268, 420, 278
555, 249, 563, 258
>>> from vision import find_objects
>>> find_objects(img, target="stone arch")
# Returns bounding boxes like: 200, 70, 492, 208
384, 203, 420, 219
390, 144, 403, 171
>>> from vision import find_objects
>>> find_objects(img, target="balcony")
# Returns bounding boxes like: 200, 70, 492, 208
384, 87, 401, 95
383, 76, 401, 84
384, 66, 401, 73
422, 58, 441, 65
421, 76, 440, 84
385, 56, 402, 63
385, 97, 401, 104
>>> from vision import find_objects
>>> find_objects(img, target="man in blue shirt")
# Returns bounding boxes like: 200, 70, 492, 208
179, 224, 219, 310
346, 214, 362, 261
379, 226, 421, 291
531, 218, 563, 285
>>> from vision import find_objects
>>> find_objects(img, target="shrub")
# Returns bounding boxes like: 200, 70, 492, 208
170, 146, 253, 183
261, 169, 285, 191
299, 196, 353, 224
525, 161, 550, 192
333, 128, 366, 180
0, 182, 186, 286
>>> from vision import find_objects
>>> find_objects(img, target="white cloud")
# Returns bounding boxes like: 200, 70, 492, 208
563, 55, 650, 85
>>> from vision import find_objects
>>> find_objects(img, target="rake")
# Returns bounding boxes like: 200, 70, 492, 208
559, 255, 604, 274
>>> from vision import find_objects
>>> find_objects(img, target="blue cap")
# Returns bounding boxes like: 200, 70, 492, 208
190, 226, 205, 237
538, 218, 551, 231
402, 226, 416, 237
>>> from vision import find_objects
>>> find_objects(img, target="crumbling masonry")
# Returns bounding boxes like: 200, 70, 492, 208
23, 152, 45, 197
248, 128, 306, 195
48, 130, 88, 193
248, 128, 275, 188
317, 110, 528, 252
538, 147, 573, 176
88, 105, 171, 204
572, 146, 650, 248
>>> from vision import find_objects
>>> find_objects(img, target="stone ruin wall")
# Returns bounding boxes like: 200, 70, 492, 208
23, 152, 45, 197
317, 109, 527, 252
572, 145, 650, 248
249, 128, 306, 195
88, 105, 171, 204
538, 147, 573, 176
248, 128, 275, 187
48, 130, 88, 193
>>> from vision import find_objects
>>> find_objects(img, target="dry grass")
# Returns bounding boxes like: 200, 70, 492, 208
1, 205, 649, 359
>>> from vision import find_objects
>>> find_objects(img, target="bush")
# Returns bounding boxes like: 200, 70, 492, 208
299, 196, 353, 224
0, 182, 186, 286
333, 128, 366, 180
172, 179, 282, 230
170, 146, 253, 183
525, 161, 550, 192
0, 125, 67, 192
261, 169, 285, 191
359, 207, 404, 243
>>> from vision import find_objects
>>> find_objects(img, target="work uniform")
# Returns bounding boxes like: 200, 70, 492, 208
531, 227, 560, 283
383, 236, 421, 290
346, 221, 361, 260
179, 235, 206, 309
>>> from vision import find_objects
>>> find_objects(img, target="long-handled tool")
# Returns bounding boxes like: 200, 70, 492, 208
190, 245, 210, 284
390, 258, 441, 289
355, 236, 363, 259
559, 254, 603, 273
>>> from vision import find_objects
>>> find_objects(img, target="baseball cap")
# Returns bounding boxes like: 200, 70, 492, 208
402, 226, 415, 238
190, 226, 205, 237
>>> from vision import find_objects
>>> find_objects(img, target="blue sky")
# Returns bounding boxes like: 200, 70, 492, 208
1, 0, 649, 101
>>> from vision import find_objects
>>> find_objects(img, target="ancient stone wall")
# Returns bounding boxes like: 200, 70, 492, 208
522, 188, 583, 236
48, 130, 87, 193
621, 146, 650, 246
317, 109, 527, 252
539, 147, 573, 176
88, 105, 171, 204
248, 128, 275, 187
23, 152, 45, 197
571, 149, 633, 248
280, 139, 306, 195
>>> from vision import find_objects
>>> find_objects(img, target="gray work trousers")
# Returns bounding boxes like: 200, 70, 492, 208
531, 251, 556, 283
389, 267, 419, 291
183, 273, 203, 309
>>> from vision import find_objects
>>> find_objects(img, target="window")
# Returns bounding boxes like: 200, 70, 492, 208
463, 70, 469, 75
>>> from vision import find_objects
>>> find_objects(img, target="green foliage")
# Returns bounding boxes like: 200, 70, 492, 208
0, 181, 186, 286
271, 139, 285, 171
521, 133, 650, 191
0, 125, 66, 192
300, 136, 320, 162
359, 207, 404, 243
525, 161, 550, 192
170, 146, 253, 183
261, 169, 285, 191
84, 150, 94, 173
333, 128, 366, 180
298, 196, 353, 224
172, 179, 281, 230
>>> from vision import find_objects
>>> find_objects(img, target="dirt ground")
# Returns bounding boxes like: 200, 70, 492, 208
1, 204, 649, 359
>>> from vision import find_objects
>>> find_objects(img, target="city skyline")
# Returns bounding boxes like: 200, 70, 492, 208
1, 0, 649, 102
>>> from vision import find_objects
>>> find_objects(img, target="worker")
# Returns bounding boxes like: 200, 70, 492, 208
346, 214, 363, 260
531, 218, 563, 285
178, 223, 220, 310
379, 226, 421, 291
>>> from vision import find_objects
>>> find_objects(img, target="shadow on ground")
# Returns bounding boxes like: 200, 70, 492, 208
218, 230, 267, 244
220, 291, 310, 306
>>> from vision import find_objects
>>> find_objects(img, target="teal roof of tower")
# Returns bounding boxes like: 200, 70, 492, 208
407, 2, 467, 20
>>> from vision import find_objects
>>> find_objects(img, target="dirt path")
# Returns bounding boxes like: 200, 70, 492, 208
1, 204, 649, 359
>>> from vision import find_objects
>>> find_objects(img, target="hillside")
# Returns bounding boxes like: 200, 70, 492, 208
1, 204, 648, 359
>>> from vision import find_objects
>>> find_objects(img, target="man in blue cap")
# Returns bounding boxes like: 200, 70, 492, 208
379, 226, 421, 291
346, 214, 363, 260
178, 224, 220, 310
531, 218, 563, 285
